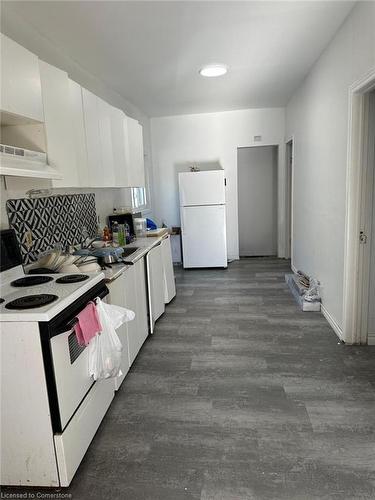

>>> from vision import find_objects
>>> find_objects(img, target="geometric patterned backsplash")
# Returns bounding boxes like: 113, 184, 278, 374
6, 193, 97, 264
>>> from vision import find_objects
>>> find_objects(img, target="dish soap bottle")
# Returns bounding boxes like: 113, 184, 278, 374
112, 221, 119, 245
118, 224, 125, 246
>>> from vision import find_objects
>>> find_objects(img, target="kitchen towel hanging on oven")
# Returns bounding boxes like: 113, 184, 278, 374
88, 299, 135, 380
74, 302, 102, 346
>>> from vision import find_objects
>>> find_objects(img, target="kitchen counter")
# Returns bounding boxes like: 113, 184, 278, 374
103, 234, 167, 283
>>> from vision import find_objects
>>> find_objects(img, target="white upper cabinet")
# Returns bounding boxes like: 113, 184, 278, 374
39, 61, 79, 188
81, 88, 103, 187
109, 106, 129, 187
68, 80, 90, 186
110, 109, 145, 188
82, 88, 116, 187
1, 34, 44, 123
97, 97, 115, 187
126, 116, 145, 187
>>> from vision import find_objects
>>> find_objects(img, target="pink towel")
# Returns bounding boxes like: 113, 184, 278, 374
74, 302, 102, 346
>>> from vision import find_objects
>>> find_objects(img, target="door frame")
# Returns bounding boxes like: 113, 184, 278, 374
342, 68, 375, 344
285, 136, 295, 264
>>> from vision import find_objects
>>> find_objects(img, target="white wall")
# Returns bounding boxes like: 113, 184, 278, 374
286, 1, 375, 332
151, 108, 285, 259
238, 146, 278, 257
0, 9, 154, 229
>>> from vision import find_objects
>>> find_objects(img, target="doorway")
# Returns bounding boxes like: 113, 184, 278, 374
343, 70, 375, 345
237, 146, 278, 257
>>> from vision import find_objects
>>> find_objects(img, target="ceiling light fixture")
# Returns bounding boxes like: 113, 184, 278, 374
199, 64, 228, 77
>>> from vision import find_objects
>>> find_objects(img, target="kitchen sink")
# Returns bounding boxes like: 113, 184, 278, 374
121, 247, 140, 258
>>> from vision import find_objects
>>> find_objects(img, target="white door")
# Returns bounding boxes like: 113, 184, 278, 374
161, 235, 176, 303
146, 244, 165, 333
179, 170, 226, 206
181, 205, 227, 268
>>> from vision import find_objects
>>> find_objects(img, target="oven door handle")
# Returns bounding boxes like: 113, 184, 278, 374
55, 288, 108, 335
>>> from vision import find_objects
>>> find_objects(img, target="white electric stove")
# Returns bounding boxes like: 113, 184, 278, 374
0, 264, 105, 322
1, 229, 115, 488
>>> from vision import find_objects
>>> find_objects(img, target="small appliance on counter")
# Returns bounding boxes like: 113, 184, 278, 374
108, 211, 141, 241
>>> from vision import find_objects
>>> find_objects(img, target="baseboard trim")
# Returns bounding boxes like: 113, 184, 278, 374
321, 304, 344, 342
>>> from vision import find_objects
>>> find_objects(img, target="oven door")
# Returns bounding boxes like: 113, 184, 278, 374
50, 327, 93, 430
41, 281, 109, 432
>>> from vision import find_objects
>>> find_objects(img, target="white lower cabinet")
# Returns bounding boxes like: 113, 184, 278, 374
123, 265, 139, 365
107, 258, 149, 386
161, 235, 176, 303
124, 259, 149, 365
146, 243, 165, 333
107, 274, 131, 389
134, 257, 149, 349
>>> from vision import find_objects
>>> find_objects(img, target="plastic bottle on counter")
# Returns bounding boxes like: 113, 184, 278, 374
112, 221, 119, 244
118, 224, 125, 246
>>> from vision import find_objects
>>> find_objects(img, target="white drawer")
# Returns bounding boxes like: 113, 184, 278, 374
54, 378, 115, 486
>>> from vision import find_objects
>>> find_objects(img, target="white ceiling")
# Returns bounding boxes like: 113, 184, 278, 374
2, 1, 355, 117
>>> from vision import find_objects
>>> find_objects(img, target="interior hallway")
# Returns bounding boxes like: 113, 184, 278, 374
7, 258, 375, 499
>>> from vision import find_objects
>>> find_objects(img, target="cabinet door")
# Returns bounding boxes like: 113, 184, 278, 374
69, 80, 89, 186
126, 116, 145, 187
134, 258, 149, 345
107, 274, 131, 390
109, 106, 129, 187
81, 88, 103, 187
123, 265, 142, 365
161, 235, 176, 303
97, 97, 115, 187
39, 61, 79, 188
1, 34, 44, 122
146, 243, 165, 333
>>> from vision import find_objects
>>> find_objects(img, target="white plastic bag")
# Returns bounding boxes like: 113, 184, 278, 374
88, 299, 135, 380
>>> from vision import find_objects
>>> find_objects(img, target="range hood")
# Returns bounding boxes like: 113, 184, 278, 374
0, 143, 63, 180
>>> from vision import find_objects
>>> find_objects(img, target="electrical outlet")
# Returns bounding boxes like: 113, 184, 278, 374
25, 230, 33, 250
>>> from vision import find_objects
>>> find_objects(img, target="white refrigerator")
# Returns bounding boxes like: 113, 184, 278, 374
179, 170, 228, 268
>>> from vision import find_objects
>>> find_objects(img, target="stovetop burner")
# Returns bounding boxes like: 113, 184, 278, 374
55, 274, 89, 284
11, 276, 54, 287
5, 294, 58, 310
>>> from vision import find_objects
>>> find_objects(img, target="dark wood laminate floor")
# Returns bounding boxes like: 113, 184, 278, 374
6, 258, 375, 499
